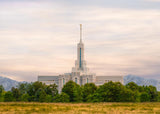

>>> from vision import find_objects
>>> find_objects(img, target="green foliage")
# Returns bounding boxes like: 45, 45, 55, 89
27, 81, 46, 97
140, 92, 150, 102
87, 92, 102, 102
94, 81, 125, 102
20, 94, 29, 102
54, 92, 70, 102
0, 81, 159, 103
144, 85, 158, 102
45, 84, 58, 97
17, 83, 29, 95
11, 87, 21, 101
126, 82, 139, 91
4, 91, 15, 102
62, 81, 82, 102
158, 92, 160, 102
82, 83, 97, 102
0, 93, 4, 102
0, 85, 4, 93
73, 85, 83, 102
35, 88, 47, 102
121, 88, 140, 102
45, 95, 53, 102
0, 85, 5, 102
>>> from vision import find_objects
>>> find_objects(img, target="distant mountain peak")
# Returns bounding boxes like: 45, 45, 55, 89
124, 75, 160, 91
0, 76, 19, 91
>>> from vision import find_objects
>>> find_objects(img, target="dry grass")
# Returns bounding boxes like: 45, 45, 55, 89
0, 102, 160, 114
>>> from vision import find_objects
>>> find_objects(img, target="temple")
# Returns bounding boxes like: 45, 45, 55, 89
38, 24, 123, 92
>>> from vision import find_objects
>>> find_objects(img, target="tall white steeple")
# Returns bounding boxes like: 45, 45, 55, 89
72, 24, 89, 74
80, 24, 82, 43
77, 24, 84, 70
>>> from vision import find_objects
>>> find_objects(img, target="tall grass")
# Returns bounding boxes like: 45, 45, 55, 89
0, 102, 160, 114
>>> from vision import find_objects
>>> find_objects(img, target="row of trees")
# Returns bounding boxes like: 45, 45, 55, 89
0, 81, 160, 102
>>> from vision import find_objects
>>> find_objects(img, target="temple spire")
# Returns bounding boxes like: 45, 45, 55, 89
80, 24, 82, 43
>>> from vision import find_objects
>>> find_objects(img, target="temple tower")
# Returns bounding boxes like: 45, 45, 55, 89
72, 24, 89, 74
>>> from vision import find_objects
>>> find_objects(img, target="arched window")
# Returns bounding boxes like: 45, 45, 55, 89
75, 78, 77, 84
87, 78, 88, 83
63, 78, 65, 85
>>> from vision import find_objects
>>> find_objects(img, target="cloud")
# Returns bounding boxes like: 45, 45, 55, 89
0, 0, 160, 81
144, 0, 160, 2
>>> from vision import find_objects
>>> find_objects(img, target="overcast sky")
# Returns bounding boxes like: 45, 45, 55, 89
0, 0, 160, 81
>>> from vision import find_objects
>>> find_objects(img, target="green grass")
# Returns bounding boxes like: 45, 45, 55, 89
0, 102, 160, 114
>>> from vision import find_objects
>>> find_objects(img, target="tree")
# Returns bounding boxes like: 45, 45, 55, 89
35, 88, 47, 102
140, 92, 150, 102
125, 82, 139, 92
17, 83, 29, 95
62, 81, 82, 102
39, 90, 47, 102
20, 94, 29, 102
27, 81, 46, 101
95, 81, 125, 102
87, 92, 102, 102
4, 91, 15, 102
158, 92, 160, 102
0, 85, 4, 94
121, 88, 140, 102
45, 95, 53, 102
0, 85, 5, 102
45, 84, 58, 97
54, 92, 70, 102
82, 83, 97, 102
73, 85, 83, 102
11, 87, 21, 101
145, 85, 158, 102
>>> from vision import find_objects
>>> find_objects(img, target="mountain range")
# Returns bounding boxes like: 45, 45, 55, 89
0, 76, 19, 91
124, 75, 160, 91
0, 75, 160, 91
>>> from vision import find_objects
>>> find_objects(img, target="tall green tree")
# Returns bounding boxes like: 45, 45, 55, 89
45, 84, 58, 97
82, 83, 97, 102
11, 87, 21, 101
27, 81, 46, 101
0, 85, 4, 94
157, 92, 160, 102
45, 95, 53, 102
125, 82, 139, 92
94, 81, 125, 102
4, 91, 15, 102
62, 81, 82, 102
121, 88, 140, 102
17, 83, 29, 95
145, 85, 158, 102
54, 92, 70, 102
39, 89, 47, 102
35, 88, 47, 102
140, 92, 150, 102
20, 94, 29, 102
0, 85, 5, 102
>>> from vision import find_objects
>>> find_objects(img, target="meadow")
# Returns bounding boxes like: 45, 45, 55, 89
0, 102, 160, 114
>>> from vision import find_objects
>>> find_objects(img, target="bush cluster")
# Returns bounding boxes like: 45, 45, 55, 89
0, 81, 160, 102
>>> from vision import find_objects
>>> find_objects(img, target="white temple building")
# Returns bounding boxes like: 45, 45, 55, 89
38, 24, 123, 92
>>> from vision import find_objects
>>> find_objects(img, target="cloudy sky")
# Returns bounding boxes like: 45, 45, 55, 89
0, 0, 160, 81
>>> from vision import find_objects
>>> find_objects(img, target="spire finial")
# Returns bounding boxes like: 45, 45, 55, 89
80, 24, 82, 43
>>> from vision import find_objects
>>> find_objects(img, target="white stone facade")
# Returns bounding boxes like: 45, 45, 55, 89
38, 24, 123, 92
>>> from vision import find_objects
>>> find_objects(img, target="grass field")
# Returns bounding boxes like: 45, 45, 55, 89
0, 102, 160, 114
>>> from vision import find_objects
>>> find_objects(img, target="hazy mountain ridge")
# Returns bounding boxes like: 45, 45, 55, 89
0, 75, 160, 91
0, 76, 19, 91
124, 75, 160, 91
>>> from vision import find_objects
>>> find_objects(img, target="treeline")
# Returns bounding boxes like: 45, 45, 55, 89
0, 81, 160, 102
